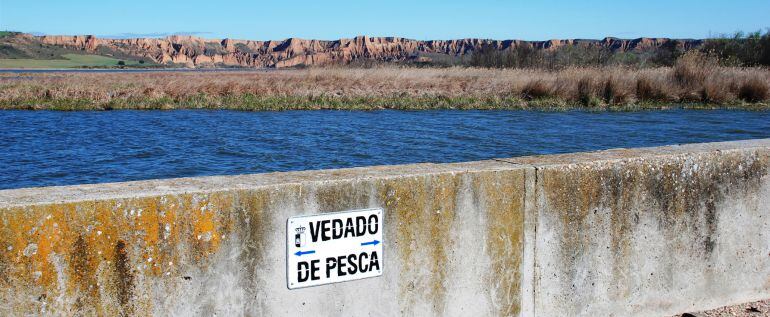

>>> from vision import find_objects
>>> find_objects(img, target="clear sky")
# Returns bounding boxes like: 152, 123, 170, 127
1, 0, 768, 41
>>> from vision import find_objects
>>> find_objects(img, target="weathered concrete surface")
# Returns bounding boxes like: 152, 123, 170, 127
0, 139, 768, 316
0, 161, 528, 316
502, 139, 770, 316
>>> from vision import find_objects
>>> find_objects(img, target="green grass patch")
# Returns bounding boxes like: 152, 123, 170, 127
0, 54, 143, 68
0, 31, 18, 38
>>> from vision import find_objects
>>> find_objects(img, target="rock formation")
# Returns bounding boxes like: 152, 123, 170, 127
14, 33, 703, 68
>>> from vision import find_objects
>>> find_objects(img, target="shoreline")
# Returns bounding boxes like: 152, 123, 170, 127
2, 64, 768, 111
1, 95, 769, 111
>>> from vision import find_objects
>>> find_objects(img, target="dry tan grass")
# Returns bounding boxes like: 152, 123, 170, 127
0, 64, 768, 110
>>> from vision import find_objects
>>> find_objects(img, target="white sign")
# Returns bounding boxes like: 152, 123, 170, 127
287, 208, 383, 289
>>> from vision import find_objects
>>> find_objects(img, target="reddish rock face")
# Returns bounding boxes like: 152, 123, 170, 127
36, 34, 703, 68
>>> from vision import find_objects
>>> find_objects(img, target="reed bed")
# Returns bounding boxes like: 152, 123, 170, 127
1, 58, 768, 111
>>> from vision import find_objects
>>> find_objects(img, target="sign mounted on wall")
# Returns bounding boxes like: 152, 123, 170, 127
287, 208, 384, 289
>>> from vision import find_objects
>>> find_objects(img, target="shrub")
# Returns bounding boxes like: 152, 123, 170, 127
738, 77, 769, 102
701, 30, 770, 67
701, 78, 732, 103
636, 75, 669, 101
577, 77, 595, 105
602, 78, 616, 104
603, 77, 633, 104
673, 51, 717, 88
521, 80, 552, 100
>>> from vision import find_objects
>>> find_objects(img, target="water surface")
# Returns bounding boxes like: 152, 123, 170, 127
1, 109, 769, 190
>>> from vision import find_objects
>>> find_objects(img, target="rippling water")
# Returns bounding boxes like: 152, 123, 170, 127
1, 109, 769, 190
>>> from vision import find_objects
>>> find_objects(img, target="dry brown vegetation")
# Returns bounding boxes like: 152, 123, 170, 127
1, 53, 768, 111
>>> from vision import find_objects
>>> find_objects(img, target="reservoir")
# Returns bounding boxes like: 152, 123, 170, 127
1, 109, 769, 190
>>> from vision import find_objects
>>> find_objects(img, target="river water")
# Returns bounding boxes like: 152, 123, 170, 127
1, 109, 768, 190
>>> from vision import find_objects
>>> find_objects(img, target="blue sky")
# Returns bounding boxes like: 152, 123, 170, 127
1, 0, 768, 40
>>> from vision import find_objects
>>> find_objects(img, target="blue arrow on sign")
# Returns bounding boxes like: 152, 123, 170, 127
361, 240, 380, 246
294, 250, 316, 256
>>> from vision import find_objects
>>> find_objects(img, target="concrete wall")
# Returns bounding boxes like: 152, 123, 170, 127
0, 139, 768, 316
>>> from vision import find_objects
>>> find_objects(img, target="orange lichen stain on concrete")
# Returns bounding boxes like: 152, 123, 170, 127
188, 192, 234, 260
1, 203, 78, 288
0, 192, 236, 315
114, 196, 183, 277
0, 203, 81, 315
134, 198, 164, 273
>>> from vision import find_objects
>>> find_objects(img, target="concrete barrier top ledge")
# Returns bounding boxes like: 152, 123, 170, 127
497, 138, 770, 166
1, 138, 768, 208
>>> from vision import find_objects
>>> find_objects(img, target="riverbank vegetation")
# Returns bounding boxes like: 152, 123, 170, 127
0, 52, 768, 111
461, 30, 770, 69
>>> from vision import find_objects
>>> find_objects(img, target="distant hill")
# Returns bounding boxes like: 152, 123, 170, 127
0, 32, 157, 68
0, 32, 704, 68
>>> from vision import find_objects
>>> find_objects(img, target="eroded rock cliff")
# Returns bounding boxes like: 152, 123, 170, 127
27, 34, 702, 68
